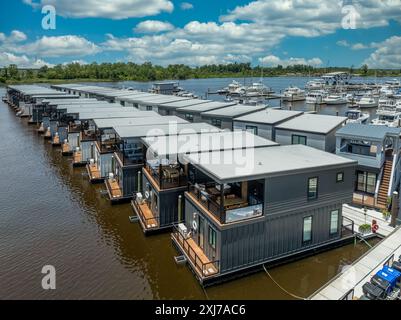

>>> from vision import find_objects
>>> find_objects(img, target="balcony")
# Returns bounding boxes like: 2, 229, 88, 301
352, 192, 386, 210
131, 198, 159, 230
144, 161, 187, 190
172, 225, 219, 279
95, 139, 118, 154
115, 149, 143, 166
187, 182, 263, 225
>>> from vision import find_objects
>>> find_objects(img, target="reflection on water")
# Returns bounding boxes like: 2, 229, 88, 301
0, 82, 379, 299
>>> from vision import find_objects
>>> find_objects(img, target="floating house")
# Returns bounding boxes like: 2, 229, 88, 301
335, 124, 401, 209
200, 104, 267, 130
175, 101, 237, 123
275, 114, 347, 152
155, 99, 211, 116
87, 115, 187, 183
233, 109, 303, 140
173, 145, 357, 284
105, 122, 220, 204
134, 131, 278, 234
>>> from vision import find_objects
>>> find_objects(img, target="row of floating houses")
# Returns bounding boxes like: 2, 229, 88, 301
3, 83, 401, 287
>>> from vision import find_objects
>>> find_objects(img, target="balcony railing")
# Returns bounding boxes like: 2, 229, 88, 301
341, 216, 355, 237
188, 183, 263, 224
144, 163, 187, 190
132, 197, 160, 230
115, 150, 143, 166
172, 225, 220, 278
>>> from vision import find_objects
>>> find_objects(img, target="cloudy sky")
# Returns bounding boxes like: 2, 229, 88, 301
0, 0, 400, 68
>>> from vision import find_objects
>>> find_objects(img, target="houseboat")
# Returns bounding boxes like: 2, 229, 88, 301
200, 104, 267, 130
336, 124, 401, 209
274, 114, 347, 152
104, 122, 221, 204
134, 131, 278, 234
175, 101, 237, 123
155, 99, 210, 116
306, 90, 327, 104
87, 115, 187, 183
233, 109, 303, 140
172, 144, 357, 285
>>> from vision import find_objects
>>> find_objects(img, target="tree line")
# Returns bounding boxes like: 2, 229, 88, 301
1, 62, 400, 84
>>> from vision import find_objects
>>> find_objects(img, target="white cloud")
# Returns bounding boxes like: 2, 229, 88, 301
17, 35, 100, 58
23, 0, 174, 19
363, 36, 401, 69
258, 55, 323, 67
0, 30, 28, 43
134, 20, 174, 33
0, 52, 53, 68
337, 40, 349, 47
180, 2, 193, 10
351, 43, 369, 50
221, 0, 401, 37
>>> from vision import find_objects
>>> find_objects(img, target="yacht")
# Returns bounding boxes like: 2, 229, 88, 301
281, 86, 306, 101
306, 79, 326, 90
345, 110, 369, 124
385, 79, 401, 87
323, 93, 348, 105
306, 90, 327, 104
244, 82, 271, 97
380, 85, 395, 97
224, 80, 246, 95
371, 106, 401, 127
358, 95, 378, 108
378, 98, 398, 109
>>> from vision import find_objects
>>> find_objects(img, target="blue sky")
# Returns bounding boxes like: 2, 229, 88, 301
0, 0, 400, 68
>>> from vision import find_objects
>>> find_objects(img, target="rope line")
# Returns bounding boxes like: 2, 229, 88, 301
263, 264, 306, 300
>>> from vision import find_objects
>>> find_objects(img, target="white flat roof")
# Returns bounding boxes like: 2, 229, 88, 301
201, 104, 266, 119
177, 101, 237, 113
115, 122, 221, 139
158, 99, 211, 110
137, 95, 191, 105
143, 131, 278, 156
56, 103, 125, 110
44, 99, 98, 105
76, 111, 144, 120
185, 144, 357, 183
93, 115, 186, 129
64, 107, 136, 114
234, 109, 304, 125
275, 114, 347, 134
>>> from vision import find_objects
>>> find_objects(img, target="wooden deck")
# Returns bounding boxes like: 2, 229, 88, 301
43, 130, 51, 139
172, 230, 219, 278
62, 143, 71, 154
353, 193, 386, 210
133, 200, 159, 229
106, 179, 122, 199
87, 163, 101, 180
73, 151, 82, 164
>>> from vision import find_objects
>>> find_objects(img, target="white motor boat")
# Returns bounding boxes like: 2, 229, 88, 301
380, 85, 395, 97
345, 110, 369, 124
306, 90, 327, 104
282, 86, 306, 101
323, 93, 348, 105
306, 79, 326, 90
371, 106, 401, 127
358, 95, 378, 108
244, 82, 271, 97
385, 79, 401, 87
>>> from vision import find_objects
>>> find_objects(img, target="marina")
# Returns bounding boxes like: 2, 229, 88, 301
1, 76, 401, 299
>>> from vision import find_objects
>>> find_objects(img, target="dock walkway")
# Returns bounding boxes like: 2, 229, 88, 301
309, 209, 401, 300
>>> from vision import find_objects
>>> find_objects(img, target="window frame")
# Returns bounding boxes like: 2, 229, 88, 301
307, 177, 318, 200
211, 118, 222, 128
245, 125, 258, 135
291, 134, 307, 145
336, 172, 344, 183
330, 210, 339, 235
208, 226, 217, 250
303, 216, 313, 244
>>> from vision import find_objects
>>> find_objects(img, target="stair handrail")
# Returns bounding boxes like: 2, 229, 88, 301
374, 169, 383, 203
387, 152, 398, 197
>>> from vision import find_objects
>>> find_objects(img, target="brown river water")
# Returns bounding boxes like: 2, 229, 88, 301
0, 87, 379, 300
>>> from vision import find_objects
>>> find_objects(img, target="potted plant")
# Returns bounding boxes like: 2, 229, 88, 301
382, 209, 391, 221
358, 224, 371, 235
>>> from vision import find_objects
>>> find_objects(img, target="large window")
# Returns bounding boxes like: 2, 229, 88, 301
208, 226, 216, 249
307, 177, 318, 200
330, 210, 339, 235
303, 216, 312, 243
292, 134, 307, 145
146, 106, 152, 111
185, 114, 194, 122
212, 119, 222, 128
246, 125, 258, 135
356, 171, 376, 194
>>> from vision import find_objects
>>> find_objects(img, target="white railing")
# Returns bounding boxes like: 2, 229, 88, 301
388, 153, 399, 197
